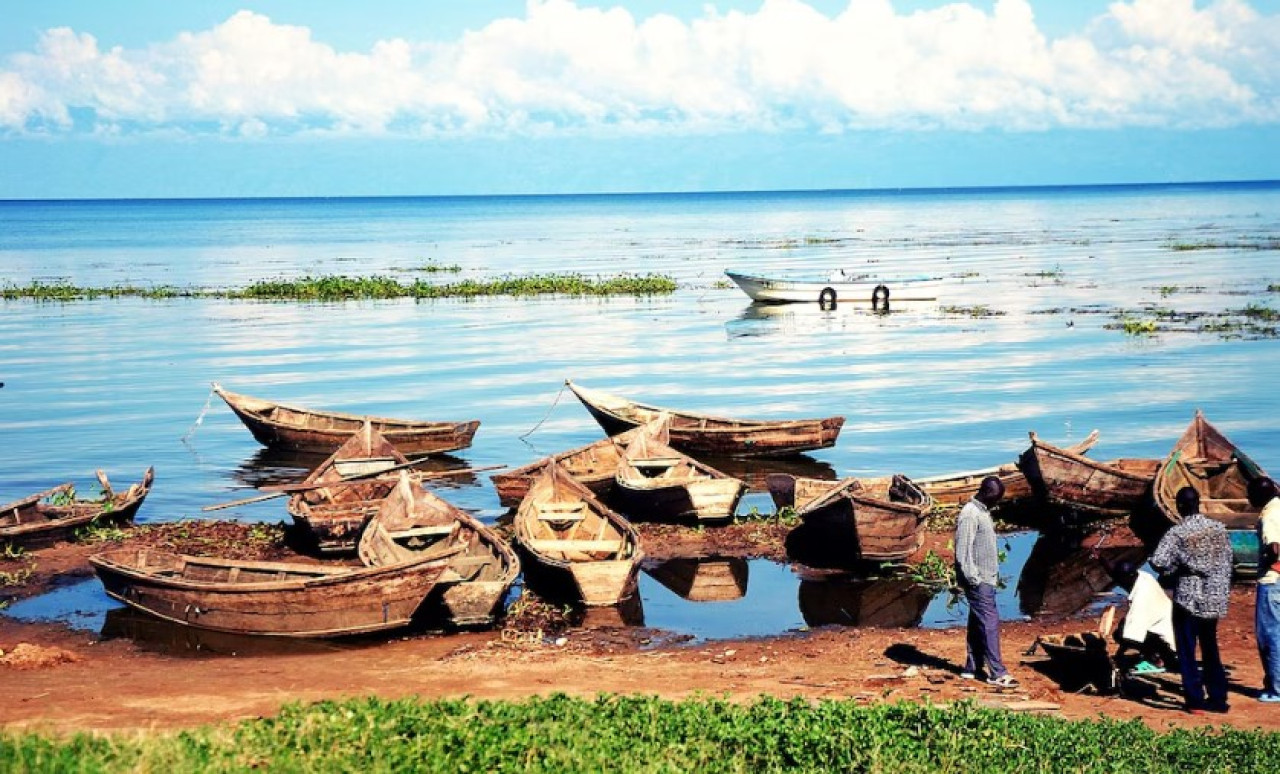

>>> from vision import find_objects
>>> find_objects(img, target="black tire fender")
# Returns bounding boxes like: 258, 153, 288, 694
818, 287, 837, 306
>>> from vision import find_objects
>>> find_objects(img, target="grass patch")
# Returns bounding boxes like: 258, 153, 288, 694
5, 695, 1280, 772
2, 273, 677, 303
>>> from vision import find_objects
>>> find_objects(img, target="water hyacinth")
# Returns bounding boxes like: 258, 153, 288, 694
2, 273, 678, 302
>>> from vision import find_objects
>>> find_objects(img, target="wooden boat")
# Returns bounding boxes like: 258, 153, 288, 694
490, 422, 669, 508
914, 431, 1100, 509
724, 269, 942, 305
1, 468, 155, 551
212, 382, 479, 454
287, 424, 409, 555
359, 472, 519, 628
566, 380, 843, 458
513, 461, 643, 606
643, 557, 748, 602
613, 429, 746, 523
89, 522, 462, 638
1019, 431, 1159, 517
769, 473, 931, 562
1153, 410, 1267, 530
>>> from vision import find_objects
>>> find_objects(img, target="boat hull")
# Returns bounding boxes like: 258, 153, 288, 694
214, 383, 479, 455
567, 381, 843, 458
90, 548, 450, 638
725, 270, 942, 304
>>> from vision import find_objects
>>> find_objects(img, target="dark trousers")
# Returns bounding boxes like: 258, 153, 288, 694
1171, 604, 1228, 709
962, 580, 1007, 679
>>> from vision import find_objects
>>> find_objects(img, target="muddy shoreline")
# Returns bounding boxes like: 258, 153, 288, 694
3, 520, 1279, 735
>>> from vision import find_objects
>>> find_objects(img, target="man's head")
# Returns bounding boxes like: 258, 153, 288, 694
1247, 476, 1278, 509
976, 475, 1005, 507
1175, 486, 1201, 518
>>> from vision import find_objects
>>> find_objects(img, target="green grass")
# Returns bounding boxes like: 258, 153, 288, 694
4, 695, 1280, 773
2, 273, 677, 303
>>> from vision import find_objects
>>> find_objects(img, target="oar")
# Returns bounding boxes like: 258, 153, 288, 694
200, 462, 505, 512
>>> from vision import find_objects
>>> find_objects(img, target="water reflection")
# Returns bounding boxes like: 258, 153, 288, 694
797, 570, 933, 629
644, 557, 748, 602
100, 607, 363, 658
1016, 531, 1147, 619
232, 448, 479, 491
697, 455, 837, 494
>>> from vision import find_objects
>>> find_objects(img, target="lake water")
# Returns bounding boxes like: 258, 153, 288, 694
2, 182, 1279, 646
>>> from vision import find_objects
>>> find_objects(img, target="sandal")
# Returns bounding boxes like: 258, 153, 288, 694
986, 674, 1020, 688
1130, 661, 1165, 675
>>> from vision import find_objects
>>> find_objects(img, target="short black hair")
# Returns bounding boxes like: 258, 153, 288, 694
1175, 486, 1200, 517
1248, 477, 1278, 507
977, 475, 1005, 502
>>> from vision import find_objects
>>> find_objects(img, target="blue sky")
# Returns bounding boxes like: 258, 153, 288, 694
2, 0, 1278, 198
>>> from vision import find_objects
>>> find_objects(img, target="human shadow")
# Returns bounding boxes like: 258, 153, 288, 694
883, 643, 965, 675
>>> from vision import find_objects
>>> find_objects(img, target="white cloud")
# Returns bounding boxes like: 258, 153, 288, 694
0, 0, 1277, 137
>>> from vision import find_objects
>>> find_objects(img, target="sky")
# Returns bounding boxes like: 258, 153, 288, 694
1, 0, 1278, 198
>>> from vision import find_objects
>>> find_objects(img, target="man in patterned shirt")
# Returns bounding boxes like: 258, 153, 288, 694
1150, 486, 1233, 714
1247, 476, 1280, 703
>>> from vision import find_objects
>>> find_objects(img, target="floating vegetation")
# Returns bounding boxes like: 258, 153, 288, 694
1239, 303, 1280, 321
1166, 238, 1280, 251
3, 273, 678, 303
952, 271, 980, 279
1114, 317, 1159, 336
391, 261, 463, 274
0, 281, 191, 301
939, 304, 1005, 318
1269, 284, 1280, 292
1024, 266, 1064, 279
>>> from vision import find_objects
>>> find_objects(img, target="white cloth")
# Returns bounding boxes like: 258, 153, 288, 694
1261, 497, 1280, 585
1121, 570, 1176, 653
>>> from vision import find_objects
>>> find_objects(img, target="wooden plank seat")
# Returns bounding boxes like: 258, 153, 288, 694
535, 502, 588, 521
388, 524, 457, 540
527, 538, 624, 554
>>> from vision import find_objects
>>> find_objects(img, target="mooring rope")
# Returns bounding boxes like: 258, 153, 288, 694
519, 382, 567, 440
181, 386, 216, 443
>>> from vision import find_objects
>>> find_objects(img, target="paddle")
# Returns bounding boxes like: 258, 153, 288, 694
201, 461, 504, 512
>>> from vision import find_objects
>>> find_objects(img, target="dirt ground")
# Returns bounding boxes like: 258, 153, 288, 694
2, 520, 1278, 735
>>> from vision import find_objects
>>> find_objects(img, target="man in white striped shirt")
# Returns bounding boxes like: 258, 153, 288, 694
954, 476, 1017, 688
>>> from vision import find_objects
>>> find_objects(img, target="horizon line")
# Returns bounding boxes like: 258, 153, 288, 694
3, 178, 1278, 205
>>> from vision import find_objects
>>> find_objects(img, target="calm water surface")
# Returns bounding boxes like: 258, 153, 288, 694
2, 183, 1279, 646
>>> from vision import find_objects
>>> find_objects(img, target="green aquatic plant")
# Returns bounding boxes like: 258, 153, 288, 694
1117, 317, 1159, 336
902, 549, 955, 587
939, 304, 1005, 318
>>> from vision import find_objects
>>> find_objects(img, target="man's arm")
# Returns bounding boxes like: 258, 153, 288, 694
1149, 531, 1180, 576
954, 510, 976, 583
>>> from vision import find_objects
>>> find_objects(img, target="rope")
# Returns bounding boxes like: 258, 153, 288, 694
181, 386, 216, 443
519, 382, 567, 440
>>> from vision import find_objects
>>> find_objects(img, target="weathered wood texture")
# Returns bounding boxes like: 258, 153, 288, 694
1153, 410, 1267, 530
490, 423, 668, 508
1, 468, 155, 551
612, 427, 746, 523
1019, 431, 1159, 517
287, 424, 408, 555
513, 461, 643, 606
915, 430, 1101, 508
772, 473, 932, 562
213, 382, 479, 454
89, 539, 459, 638
566, 381, 843, 458
359, 473, 518, 628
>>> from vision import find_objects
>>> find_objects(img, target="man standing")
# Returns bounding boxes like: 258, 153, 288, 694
954, 476, 1017, 687
1248, 476, 1280, 703
1150, 486, 1233, 714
